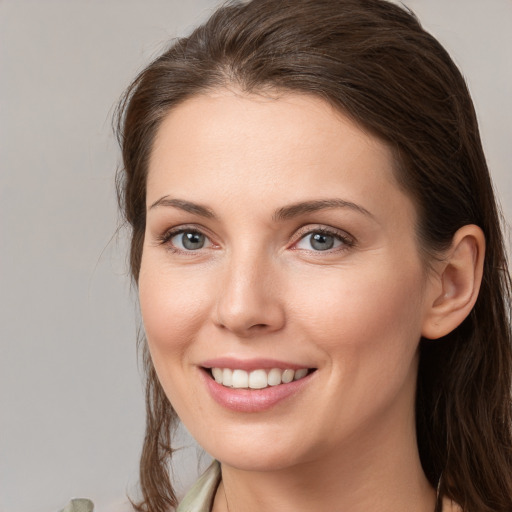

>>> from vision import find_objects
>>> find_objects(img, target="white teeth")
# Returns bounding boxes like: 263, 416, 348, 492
222, 368, 233, 387
249, 369, 267, 389
232, 369, 249, 389
212, 367, 223, 383
267, 368, 282, 386
294, 368, 308, 380
210, 367, 310, 388
281, 369, 295, 383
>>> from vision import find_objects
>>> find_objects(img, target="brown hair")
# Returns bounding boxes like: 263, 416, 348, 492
115, 1, 512, 510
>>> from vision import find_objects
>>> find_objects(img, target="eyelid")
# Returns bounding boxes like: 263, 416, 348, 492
154, 223, 354, 253
291, 225, 355, 251
156, 224, 217, 252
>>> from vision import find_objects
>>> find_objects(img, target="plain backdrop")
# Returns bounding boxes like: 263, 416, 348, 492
0, 1, 510, 511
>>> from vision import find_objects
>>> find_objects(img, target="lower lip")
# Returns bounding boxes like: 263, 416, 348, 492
200, 369, 315, 413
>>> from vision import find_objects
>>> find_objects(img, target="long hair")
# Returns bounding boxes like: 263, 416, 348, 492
115, 1, 512, 510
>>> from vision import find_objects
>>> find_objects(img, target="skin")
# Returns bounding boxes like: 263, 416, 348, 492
139, 90, 478, 511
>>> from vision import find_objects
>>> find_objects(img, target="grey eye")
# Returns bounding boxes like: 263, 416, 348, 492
295, 230, 346, 252
309, 233, 335, 251
172, 231, 206, 250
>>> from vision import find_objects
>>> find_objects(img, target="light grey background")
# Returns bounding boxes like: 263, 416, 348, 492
0, 1, 510, 511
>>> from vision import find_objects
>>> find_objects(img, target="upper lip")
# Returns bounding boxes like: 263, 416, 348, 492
200, 357, 314, 372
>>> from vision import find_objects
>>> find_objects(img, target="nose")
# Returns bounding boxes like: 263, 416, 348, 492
213, 249, 286, 338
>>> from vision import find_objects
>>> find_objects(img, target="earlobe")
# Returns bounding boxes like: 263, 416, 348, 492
421, 225, 485, 340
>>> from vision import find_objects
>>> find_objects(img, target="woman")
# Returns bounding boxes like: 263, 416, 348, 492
114, 0, 512, 511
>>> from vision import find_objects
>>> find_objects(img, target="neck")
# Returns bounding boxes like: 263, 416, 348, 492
213, 388, 435, 512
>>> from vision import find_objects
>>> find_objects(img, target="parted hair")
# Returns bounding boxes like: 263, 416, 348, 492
115, 1, 512, 511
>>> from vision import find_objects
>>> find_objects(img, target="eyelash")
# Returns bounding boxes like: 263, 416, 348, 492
157, 225, 355, 254
292, 227, 355, 253
156, 226, 212, 254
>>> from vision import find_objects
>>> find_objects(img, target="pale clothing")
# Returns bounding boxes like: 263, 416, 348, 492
177, 460, 221, 512
58, 499, 94, 512
56, 462, 220, 512
59, 461, 462, 512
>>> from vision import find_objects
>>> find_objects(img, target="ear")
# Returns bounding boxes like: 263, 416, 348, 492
422, 225, 485, 340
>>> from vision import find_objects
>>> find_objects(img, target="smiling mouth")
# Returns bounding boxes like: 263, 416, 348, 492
206, 367, 316, 389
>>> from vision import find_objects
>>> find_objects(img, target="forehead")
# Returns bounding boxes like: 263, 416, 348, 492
147, 89, 414, 224
150, 89, 388, 165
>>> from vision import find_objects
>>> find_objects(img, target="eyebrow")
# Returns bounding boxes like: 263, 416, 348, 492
273, 199, 373, 221
149, 197, 216, 218
148, 196, 372, 221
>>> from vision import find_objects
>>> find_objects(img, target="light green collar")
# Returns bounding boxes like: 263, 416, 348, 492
177, 460, 221, 512
59, 499, 94, 512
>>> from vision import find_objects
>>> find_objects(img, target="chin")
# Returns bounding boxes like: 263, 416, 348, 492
215, 448, 304, 473
195, 426, 315, 472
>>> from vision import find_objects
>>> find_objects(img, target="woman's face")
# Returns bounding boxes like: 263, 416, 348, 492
139, 90, 437, 471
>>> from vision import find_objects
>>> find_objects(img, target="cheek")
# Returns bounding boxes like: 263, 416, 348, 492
291, 261, 426, 372
138, 257, 213, 365
290, 264, 425, 436
138, 257, 218, 417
